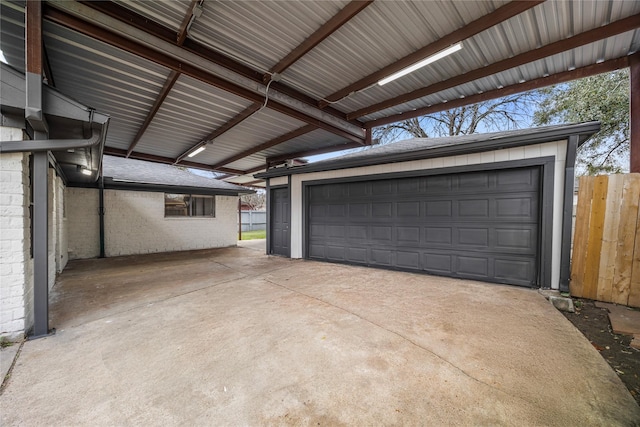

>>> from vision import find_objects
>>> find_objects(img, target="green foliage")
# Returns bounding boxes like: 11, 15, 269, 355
534, 70, 629, 175
240, 229, 266, 240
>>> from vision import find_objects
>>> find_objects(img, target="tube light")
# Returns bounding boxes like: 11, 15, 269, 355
188, 146, 206, 157
378, 43, 463, 86
81, 168, 92, 176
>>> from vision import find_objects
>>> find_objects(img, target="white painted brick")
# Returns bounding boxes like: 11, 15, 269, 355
68, 189, 239, 259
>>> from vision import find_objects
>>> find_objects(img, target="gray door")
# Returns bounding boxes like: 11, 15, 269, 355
307, 167, 541, 287
270, 187, 290, 256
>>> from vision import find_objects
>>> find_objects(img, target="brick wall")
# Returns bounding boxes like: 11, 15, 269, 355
104, 190, 238, 257
66, 187, 100, 260
67, 188, 239, 259
0, 139, 33, 339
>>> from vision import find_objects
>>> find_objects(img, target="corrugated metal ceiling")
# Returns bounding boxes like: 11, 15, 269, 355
43, 21, 171, 151
2, 0, 638, 184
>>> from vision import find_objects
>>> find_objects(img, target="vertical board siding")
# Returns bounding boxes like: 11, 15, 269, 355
571, 174, 640, 307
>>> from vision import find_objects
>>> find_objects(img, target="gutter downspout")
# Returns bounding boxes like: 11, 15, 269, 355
559, 135, 579, 293
0, 129, 102, 153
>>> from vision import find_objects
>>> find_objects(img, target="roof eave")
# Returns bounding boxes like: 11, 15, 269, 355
255, 122, 601, 179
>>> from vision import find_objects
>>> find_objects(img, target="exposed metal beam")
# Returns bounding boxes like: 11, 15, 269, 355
240, 179, 265, 187
26, 0, 47, 134
319, 0, 543, 108
73, 0, 361, 127
266, 141, 363, 165
264, 1, 373, 82
127, 70, 180, 157
364, 56, 631, 129
349, 13, 640, 120
27, 0, 51, 338
45, 2, 365, 145
176, 0, 198, 46
175, 103, 262, 164
210, 125, 316, 169
631, 53, 640, 173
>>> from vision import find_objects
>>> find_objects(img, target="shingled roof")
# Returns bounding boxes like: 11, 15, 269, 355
102, 155, 252, 195
256, 122, 600, 179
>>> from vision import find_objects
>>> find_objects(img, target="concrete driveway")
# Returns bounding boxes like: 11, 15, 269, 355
2, 246, 639, 425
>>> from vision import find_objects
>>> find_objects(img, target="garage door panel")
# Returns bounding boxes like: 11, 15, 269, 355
348, 182, 368, 196
398, 178, 420, 193
397, 201, 420, 217
457, 255, 490, 278
424, 253, 453, 274
347, 225, 368, 240
310, 224, 325, 237
372, 202, 393, 217
371, 249, 392, 265
495, 228, 535, 251
307, 167, 540, 287
457, 172, 490, 190
327, 204, 346, 217
326, 246, 346, 260
457, 228, 489, 248
425, 175, 452, 192
347, 247, 368, 263
494, 258, 535, 283
372, 181, 394, 195
371, 226, 392, 241
310, 204, 326, 218
458, 199, 489, 217
496, 168, 537, 188
426, 200, 453, 217
395, 251, 419, 269
349, 203, 368, 217
397, 226, 420, 243
425, 227, 453, 245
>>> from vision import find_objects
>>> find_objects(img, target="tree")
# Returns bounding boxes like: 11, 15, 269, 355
373, 92, 536, 144
534, 70, 630, 174
241, 192, 266, 211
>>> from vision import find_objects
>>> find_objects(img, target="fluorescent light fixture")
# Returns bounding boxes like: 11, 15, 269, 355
81, 168, 92, 176
378, 43, 463, 86
188, 146, 206, 157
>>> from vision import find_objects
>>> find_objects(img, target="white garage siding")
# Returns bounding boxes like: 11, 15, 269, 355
289, 140, 568, 289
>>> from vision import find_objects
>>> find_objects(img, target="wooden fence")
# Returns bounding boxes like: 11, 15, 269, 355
570, 174, 640, 307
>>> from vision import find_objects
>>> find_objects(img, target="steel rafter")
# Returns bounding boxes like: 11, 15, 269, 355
364, 56, 632, 129
174, 103, 262, 164
349, 13, 640, 119
264, 0, 373, 83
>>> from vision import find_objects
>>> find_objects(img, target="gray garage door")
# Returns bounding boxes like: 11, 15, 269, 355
307, 167, 541, 287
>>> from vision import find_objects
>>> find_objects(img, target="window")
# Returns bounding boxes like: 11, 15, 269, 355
164, 194, 215, 217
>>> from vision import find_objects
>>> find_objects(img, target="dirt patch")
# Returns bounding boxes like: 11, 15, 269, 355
562, 299, 640, 405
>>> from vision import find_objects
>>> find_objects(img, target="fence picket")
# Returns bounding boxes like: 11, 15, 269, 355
572, 173, 640, 308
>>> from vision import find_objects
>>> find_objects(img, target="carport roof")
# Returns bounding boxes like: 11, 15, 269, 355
256, 121, 601, 178
1, 1, 638, 187
101, 155, 252, 195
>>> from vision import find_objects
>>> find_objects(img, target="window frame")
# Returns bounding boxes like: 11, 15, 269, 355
164, 193, 216, 218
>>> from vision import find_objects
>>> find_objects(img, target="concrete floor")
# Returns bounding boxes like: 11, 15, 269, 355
2, 246, 639, 425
